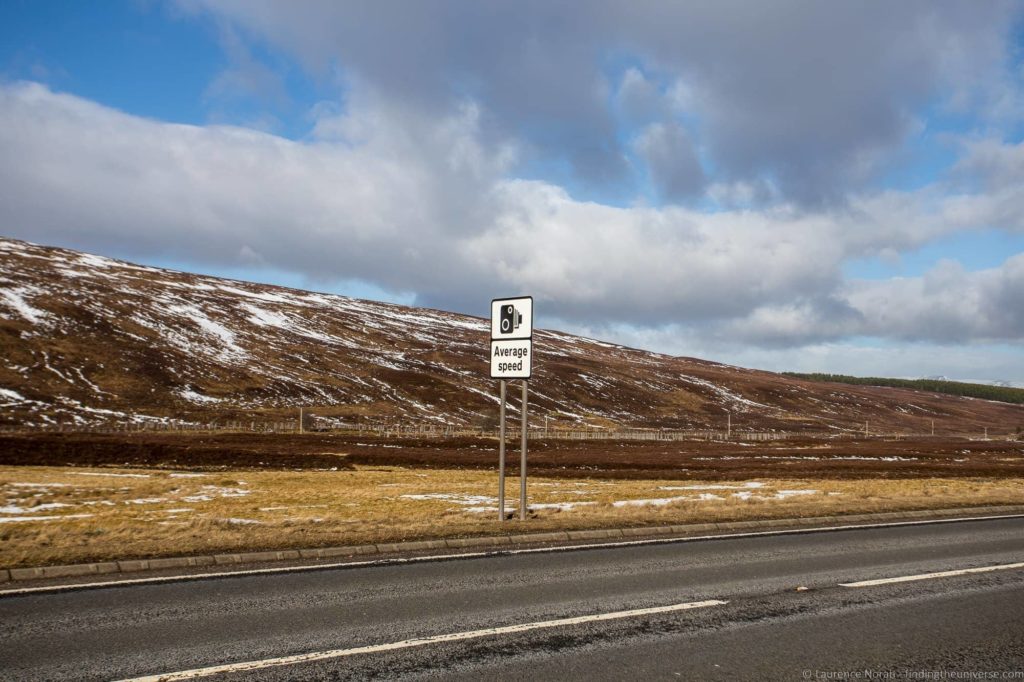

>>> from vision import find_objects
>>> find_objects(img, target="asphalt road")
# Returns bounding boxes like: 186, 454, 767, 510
2, 517, 1023, 681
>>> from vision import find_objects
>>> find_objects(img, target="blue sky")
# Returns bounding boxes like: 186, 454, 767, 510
1, 1, 1023, 382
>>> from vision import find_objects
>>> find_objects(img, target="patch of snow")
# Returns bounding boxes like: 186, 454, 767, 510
612, 496, 689, 508
693, 456, 919, 462
527, 501, 597, 511
0, 502, 73, 514
401, 493, 497, 506
72, 367, 108, 395
74, 253, 115, 269
217, 285, 295, 305
659, 482, 764, 491
258, 505, 328, 511
240, 303, 341, 344
167, 304, 248, 361
179, 389, 221, 404
677, 374, 773, 411
0, 287, 48, 323
0, 388, 25, 402
182, 486, 250, 502
0, 513, 93, 523
243, 304, 291, 328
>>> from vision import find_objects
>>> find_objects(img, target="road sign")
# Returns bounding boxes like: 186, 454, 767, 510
490, 296, 533, 521
491, 339, 532, 379
490, 296, 533, 379
491, 296, 533, 340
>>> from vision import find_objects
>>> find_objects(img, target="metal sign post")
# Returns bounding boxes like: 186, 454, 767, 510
490, 296, 533, 523
520, 379, 528, 520
498, 379, 507, 521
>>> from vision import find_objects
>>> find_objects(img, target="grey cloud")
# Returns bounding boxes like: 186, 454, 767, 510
633, 122, 705, 202
551, 318, 1024, 383
619, 1, 1018, 206
183, 0, 628, 188
847, 256, 1024, 343
185, 0, 1019, 206
615, 68, 669, 126
718, 296, 866, 348
932, 139, 1024, 236
718, 255, 1024, 347
205, 23, 289, 109
961, 139, 1024, 189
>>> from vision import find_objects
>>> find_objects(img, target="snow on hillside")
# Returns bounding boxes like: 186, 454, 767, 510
2, 237, 1023, 432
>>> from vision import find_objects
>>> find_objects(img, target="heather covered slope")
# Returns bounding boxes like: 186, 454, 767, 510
1, 237, 1022, 434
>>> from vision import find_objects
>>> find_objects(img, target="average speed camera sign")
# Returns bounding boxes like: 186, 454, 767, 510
490, 296, 532, 379
491, 296, 533, 339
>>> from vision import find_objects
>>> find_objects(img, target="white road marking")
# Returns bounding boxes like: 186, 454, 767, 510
2, 513, 1022, 597
0, 552, 493, 596
115, 599, 728, 681
839, 561, 1024, 587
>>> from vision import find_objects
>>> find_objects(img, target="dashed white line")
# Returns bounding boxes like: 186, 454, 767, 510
114, 599, 728, 681
839, 561, 1024, 587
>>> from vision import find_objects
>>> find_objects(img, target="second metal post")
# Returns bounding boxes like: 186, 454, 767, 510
520, 379, 528, 521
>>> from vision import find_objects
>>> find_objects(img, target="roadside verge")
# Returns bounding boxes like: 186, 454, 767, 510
4, 504, 1024, 584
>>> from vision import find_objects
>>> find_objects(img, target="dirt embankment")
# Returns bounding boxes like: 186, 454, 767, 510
2, 432, 1023, 480
0, 432, 355, 470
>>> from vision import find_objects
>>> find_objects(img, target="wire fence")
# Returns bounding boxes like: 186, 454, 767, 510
2, 420, 1020, 442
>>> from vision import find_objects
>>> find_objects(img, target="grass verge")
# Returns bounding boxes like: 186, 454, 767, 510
2, 465, 1023, 568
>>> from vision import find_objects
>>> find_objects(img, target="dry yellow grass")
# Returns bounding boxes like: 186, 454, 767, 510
2, 465, 1023, 568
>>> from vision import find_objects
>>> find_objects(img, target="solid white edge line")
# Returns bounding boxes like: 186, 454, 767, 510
3, 513, 1023, 597
114, 599, 728, 681
838, 561, 1024, 587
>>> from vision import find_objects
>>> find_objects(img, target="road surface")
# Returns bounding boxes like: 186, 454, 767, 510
2, 516, 1023, 680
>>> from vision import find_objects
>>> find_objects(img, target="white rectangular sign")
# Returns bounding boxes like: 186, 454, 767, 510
490, 296, 533, 340
491, 339, 532, 379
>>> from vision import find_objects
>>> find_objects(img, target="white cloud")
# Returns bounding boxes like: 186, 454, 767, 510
0, 81, 512, 293
1, 80, 1022, 365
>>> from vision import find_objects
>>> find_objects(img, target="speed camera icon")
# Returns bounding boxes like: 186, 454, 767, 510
491, 296, 532, 342
499, 304, 522, 335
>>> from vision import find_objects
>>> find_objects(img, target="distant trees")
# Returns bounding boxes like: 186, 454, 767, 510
782, 373, 1024, 406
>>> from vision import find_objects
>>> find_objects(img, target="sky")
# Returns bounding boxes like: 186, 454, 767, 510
1, 1, 1023, 383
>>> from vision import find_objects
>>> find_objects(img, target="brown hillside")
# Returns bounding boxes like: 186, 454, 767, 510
1, 237, 1022, 435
